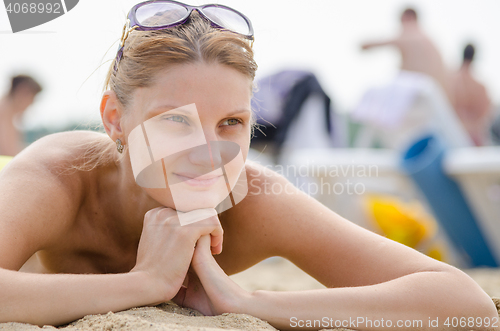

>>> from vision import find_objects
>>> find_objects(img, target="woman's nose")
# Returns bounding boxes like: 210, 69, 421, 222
188, 137, 222, 169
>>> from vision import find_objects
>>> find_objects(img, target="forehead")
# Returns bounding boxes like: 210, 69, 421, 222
130, 62, 253, 115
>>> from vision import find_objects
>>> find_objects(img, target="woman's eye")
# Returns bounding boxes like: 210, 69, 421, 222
164, 115, 186, 123
221, 118, 241, 126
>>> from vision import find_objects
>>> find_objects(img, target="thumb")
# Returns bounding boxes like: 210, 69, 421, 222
192, 235, 228, 284
193, 235, 215, 268
192, 236, 247, 314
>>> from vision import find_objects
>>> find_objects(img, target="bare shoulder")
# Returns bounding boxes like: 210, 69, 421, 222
222, 161, 316, 250
8, 130, 108, 167
0, 130, 110, 270
19, 130, 108, 162
241, 160, 308, 206
2, 130, 110, 189
245, 160, 294, 193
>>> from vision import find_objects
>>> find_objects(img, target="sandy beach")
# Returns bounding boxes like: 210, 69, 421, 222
1, 258, 499, 331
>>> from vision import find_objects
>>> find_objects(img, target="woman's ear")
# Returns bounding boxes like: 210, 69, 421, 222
100, 90, 123, 141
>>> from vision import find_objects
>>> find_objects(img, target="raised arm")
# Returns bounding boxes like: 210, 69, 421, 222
361, 39, 397, 50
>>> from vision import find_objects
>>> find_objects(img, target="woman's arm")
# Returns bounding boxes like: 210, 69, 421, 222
188, 165, 498, 330
247, 269, 496, 331
1, 209, 223, 326
0, 268, 158, 325
191, 236, 497, 331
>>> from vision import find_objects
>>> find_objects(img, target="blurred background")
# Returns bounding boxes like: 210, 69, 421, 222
1, 0, 500, 269
1, 0, 499, 131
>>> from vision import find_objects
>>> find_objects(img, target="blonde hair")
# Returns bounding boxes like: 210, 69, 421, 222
105, 11, 257, 109
76, 11, 257, 171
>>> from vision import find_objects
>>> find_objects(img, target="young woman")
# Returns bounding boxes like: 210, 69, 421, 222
0, 1, 496, 330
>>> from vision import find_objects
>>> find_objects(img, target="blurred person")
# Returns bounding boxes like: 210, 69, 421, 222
361, 8, 453, 102
0, 75, 42, 156
450, 44, 492, 146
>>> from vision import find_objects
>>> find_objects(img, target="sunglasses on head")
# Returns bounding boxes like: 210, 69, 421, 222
113, 0, 254, 73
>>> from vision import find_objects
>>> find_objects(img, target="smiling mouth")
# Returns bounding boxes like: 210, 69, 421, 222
174, 173, 224, 187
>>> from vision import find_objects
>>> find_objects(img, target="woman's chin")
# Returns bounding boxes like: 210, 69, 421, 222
171, 191, 229, 212
143, 187, 228, 213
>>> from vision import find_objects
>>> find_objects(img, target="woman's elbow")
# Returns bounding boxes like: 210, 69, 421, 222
441, 268, 498, 330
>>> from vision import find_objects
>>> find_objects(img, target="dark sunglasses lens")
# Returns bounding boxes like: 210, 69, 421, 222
203, 6, 251, 36
136, 2, 189, 27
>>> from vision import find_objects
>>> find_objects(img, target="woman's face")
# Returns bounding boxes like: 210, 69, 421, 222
122, 62, 253, 212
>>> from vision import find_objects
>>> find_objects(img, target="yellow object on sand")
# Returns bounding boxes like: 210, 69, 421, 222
0, 155, 13, 172
365, 194, 446, 261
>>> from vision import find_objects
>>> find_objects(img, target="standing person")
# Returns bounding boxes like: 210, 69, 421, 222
450, 44, 492, 146
361, 8, 453, 102
0, 1, 496, 330
0, 75, 42, 156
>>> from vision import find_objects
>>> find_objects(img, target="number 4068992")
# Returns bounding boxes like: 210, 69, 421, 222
6, 2, 61, 14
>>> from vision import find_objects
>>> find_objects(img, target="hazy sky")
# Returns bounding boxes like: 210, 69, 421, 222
1, 0, 499, 130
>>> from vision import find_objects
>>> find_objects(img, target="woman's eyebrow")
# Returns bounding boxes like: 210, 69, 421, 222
147, 105, 251, 117
225, 109, 251, 117
148, 105, 190, 116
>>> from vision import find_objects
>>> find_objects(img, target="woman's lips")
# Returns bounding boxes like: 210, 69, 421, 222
174, 172, 223, 187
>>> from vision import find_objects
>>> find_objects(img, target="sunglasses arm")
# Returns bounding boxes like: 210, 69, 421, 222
120, 19, 139, 47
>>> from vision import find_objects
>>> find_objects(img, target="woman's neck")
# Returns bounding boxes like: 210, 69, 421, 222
101, 151, 163, 245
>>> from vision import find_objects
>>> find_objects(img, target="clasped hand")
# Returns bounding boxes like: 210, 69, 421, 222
130, 207, 249, 316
